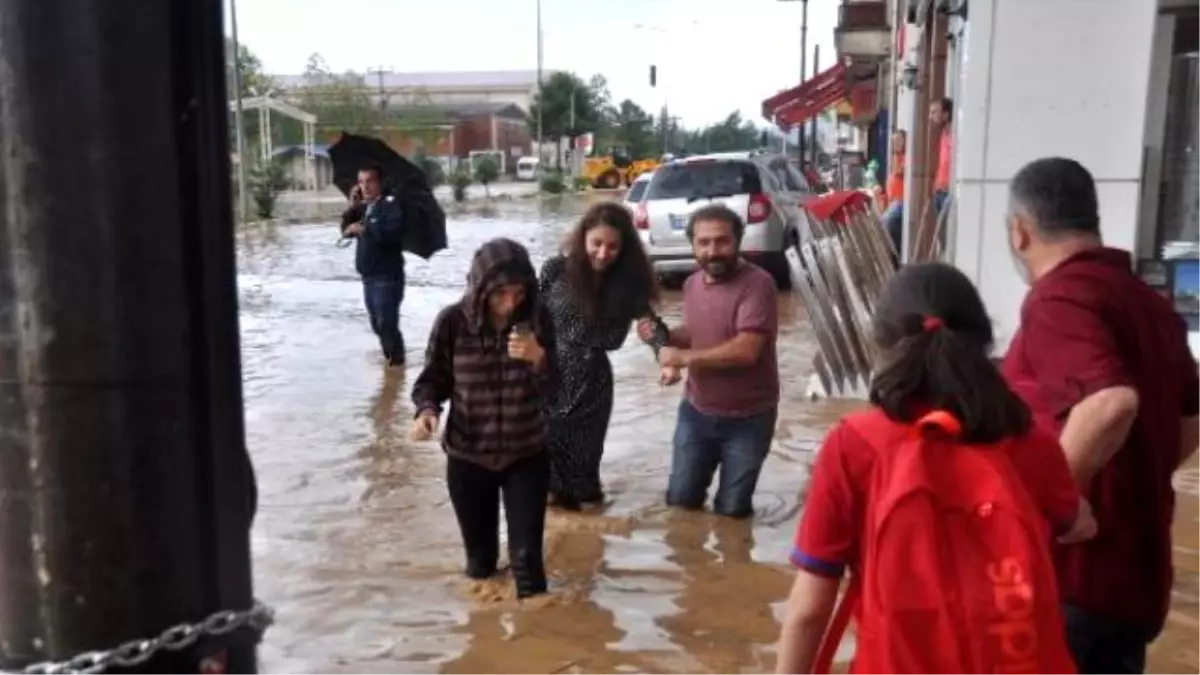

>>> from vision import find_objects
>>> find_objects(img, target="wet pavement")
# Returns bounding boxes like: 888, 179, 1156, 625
237, 197, 1198, 673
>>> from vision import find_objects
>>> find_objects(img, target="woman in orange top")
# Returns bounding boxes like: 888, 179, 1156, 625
880, 130, 906, 261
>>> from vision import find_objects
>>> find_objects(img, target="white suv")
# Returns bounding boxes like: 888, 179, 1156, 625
632, 151, 813, 287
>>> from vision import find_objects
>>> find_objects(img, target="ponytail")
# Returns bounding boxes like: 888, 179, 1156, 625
869, 313, 1031, 444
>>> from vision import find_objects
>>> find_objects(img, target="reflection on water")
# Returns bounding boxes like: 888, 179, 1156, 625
239, 199, 1197, 674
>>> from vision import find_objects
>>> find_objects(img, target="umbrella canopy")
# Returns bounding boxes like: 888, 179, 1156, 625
329, 132, 446, 260
328, 132, 430, 197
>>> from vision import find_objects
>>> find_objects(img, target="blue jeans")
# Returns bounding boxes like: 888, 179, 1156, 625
362, 270, 405, 363
881, 201, 903, 260
1062, 604, 1152, 674
933, 189, 950, 218
666, 400, 777, 518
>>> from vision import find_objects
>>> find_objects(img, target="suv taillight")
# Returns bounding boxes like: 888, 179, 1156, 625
635, 202, 649, 230
747, 192, 771, 224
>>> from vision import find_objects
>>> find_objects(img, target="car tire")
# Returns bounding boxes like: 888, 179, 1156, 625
760, 236, 796, 289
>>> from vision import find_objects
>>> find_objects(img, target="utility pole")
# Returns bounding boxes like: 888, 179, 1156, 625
535, 0, 544, 169
810, 44, 820, 166
798, 0, 809, 165
229, 0, 248, 224
367, 66, 389, 133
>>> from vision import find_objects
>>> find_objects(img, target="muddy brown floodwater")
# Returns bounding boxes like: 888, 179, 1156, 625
237, 197, 1198, 674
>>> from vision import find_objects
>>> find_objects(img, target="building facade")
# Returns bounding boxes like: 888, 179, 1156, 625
274, 70, 540, 171
766, 0, 1199, 356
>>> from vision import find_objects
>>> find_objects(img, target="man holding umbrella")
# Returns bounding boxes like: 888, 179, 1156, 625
343, 165, 407, 366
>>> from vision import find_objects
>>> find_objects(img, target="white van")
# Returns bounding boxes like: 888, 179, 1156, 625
515, 157, 539, 182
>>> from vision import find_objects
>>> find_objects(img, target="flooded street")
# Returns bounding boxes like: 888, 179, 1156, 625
237, 198, 1198, 674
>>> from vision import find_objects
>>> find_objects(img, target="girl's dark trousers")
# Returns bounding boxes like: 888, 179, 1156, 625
446, 451, 550, 598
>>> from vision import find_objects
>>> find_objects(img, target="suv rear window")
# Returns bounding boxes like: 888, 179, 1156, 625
626, 179, 649, 202
645, 161, 763, 201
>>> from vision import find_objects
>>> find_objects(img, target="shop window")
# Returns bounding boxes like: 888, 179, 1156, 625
1155, 10, 1198, 256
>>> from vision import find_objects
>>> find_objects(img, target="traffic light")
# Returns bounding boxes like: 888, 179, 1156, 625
649, 65, 657, 88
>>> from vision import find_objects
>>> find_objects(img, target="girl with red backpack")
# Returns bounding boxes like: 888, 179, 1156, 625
775, 262, 1097, 674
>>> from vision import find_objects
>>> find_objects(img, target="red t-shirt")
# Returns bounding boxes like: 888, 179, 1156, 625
682, 262, 779, 417
791, 408, 1081, 581
934, 128, 952, 191
1002, 247, 1199, 633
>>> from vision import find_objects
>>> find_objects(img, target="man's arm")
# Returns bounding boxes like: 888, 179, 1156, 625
1181, 416, 1199, 469
666, 324, 691, 349
775, 570, 840, 674
681, 332, 765, 370
1059, 387, 1139, 488
1020, 294, 1138, 488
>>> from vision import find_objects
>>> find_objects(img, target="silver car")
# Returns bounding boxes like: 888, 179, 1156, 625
632, 150, 813, 287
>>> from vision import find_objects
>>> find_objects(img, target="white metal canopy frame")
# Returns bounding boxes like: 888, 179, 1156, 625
228, 95, 320, 191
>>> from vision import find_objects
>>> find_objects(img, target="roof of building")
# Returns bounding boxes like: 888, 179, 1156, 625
273, 70, 548, 91
436, 101, 527, 119
272, 143, 331, 159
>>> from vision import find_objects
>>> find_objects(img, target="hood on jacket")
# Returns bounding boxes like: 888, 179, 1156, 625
462, 237, 539, 330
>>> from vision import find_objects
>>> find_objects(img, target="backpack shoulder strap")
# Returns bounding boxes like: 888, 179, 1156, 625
812, 578, 861, 674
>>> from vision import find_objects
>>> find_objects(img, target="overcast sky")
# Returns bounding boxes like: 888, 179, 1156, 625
227, 0, 837, 128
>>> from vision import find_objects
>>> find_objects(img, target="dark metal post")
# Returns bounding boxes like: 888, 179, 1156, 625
0, 0, 259, 672
797, 0, 809, 164
810, 44, 821, 165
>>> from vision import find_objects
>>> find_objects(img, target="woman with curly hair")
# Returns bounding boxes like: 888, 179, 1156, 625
539, 201, 662, 510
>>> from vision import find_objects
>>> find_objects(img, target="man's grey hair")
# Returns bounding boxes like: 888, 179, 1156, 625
1009, 157, 1100, 239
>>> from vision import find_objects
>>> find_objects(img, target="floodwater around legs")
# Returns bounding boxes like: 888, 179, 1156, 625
240, 193, 1198, 673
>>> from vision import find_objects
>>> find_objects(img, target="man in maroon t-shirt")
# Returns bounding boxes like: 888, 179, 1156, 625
1001, 157, 1200, 673
637, 204, 780, 518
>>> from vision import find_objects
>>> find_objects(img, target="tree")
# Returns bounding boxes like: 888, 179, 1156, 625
412, 148, 445, 188
683, 111, 761, 154
655, 106, 682, 155
225, 41, 279, 162
295, 53, 378, 137
247, 161, 289, 219
609, 99, 656, 158
474, 157, 499, 198
384, 88, 449, 151
527, 72, 604, 148
225, 39, 277, 101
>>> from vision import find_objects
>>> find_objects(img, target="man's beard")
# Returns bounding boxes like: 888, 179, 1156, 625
700, 255, 737, 279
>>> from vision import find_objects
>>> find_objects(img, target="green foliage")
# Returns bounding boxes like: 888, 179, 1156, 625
525, 69, 770, 165
572, 175, 592, 192
247, 161, 289, 220
412, 148, 445, 188
296, 53, 378, 136
527, 72, 605, 142
474, 157, 500, 195
679, 111, 763, 154
607, 99, 657, 159
225, 38, 278, 101
539, 171, 566, 194
451, 170, 472, 203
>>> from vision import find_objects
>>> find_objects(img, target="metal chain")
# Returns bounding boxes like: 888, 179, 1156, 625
17, 601, 274, 675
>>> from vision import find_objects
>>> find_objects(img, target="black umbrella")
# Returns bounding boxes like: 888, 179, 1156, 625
328, 131, 429, 196
328, 132, 446, 259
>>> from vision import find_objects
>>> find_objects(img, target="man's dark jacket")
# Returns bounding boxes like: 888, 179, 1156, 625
341, 196, 405, 277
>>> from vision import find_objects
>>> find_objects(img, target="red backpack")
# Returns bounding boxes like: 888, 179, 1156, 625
811, 409, 1076, 674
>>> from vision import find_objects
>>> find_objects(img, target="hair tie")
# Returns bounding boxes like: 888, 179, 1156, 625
922, 316, 944, 332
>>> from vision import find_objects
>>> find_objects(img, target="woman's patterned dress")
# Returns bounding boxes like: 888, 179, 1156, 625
538, 256, 650, 507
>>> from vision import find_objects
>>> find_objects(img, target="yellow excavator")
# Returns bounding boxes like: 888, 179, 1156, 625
580, 146, 660, 190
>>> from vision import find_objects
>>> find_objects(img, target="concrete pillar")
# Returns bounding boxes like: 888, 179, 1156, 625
951, 0, 1156, 353
0, 0, 259, 670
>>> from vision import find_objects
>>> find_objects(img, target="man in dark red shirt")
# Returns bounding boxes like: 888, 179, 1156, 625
1002, 157, 1200, 673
